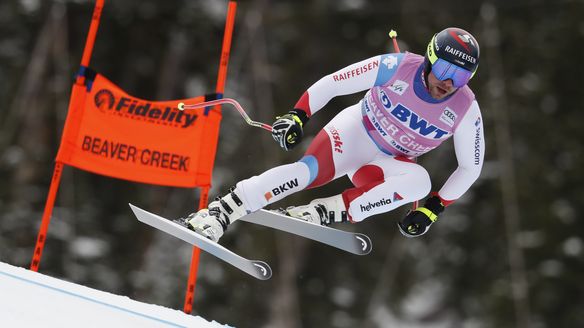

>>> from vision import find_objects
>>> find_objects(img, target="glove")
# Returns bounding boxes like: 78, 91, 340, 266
271, 110, 308, 151
397, 196, 445, 238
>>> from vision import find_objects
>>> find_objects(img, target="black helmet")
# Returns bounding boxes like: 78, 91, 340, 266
425, 27, 480, 87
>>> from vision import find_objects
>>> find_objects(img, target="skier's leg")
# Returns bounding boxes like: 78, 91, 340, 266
302, 103, 380, 189
288, 155, 431, 225
235, 161, 312, 211
285, 103, 385, 225
342, 156, 431, 222
237, 102, 376, 212
187, 102, 377, 238
185, 161, 312, 241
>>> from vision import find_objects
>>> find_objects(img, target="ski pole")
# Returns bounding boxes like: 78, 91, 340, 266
179, 98, 273, 132
389, 29, 420, 210
389, 29, 400, 53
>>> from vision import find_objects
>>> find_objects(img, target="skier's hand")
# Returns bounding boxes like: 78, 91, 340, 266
272, 110, 306, 151
397, 196, 445, 238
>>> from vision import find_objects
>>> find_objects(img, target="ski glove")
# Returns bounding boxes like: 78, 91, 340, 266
271, 110, 308, 151
397, 196, 445, 238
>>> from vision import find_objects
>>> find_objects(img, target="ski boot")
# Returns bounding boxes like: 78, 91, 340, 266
184, 187, 248, 242
285, 194, 349, 226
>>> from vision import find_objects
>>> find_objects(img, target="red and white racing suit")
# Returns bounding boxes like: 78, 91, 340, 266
234, 52, 485, 222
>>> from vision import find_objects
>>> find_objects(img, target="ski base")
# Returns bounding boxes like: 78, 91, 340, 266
240, 209, 372, 255
129, 204, 272, 280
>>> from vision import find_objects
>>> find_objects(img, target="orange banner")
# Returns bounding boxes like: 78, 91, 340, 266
56, 72, 221, 187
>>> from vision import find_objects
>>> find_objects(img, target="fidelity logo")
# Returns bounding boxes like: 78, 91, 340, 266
93, 88, 197, 128
94, 89, 115, 112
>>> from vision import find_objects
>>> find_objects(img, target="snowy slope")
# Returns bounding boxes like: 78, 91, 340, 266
0, 262, 232, 328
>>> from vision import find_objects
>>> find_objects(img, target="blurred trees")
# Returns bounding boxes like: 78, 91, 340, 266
1, 0, 583, 327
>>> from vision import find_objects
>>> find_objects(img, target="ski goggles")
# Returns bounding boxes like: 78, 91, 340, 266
430, 58, 473, 88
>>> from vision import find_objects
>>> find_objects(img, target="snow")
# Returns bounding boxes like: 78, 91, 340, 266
0, 261, 232, 328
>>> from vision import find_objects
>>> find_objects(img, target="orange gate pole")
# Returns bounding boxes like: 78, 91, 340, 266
183, 0, 238, 314
30, 0, 105, 272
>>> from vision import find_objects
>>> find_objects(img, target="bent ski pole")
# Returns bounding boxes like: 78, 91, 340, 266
178, 98, 273, 132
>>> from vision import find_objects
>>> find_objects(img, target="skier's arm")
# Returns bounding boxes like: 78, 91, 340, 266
272, 53, 404, 151
397, 102, 484, 238
437, 101, 485, 204
293, 53, 405, 118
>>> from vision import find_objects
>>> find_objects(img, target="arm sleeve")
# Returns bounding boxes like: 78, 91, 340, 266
294, 53, 404, 117
437, 100, 485, 203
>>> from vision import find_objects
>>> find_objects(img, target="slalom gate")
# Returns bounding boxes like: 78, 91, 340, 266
29, 0, 238, 314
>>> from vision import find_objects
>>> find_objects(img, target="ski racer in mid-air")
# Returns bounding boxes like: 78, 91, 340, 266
183, 27, 485, 242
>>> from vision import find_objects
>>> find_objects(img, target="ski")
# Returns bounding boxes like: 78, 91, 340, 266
129, 204, 272, 280
239, 210, 372, 255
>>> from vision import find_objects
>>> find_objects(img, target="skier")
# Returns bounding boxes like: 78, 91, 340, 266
184, 27, 485, 242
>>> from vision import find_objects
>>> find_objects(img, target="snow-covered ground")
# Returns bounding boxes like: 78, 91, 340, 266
0, 261, 232, 328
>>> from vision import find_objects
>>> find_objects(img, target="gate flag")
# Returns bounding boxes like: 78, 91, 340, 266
56, 69, 221, 188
